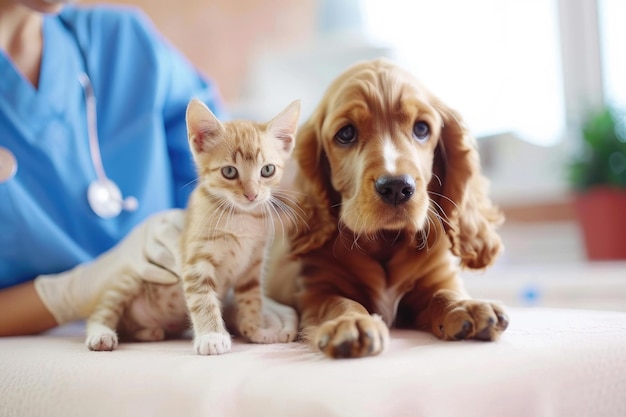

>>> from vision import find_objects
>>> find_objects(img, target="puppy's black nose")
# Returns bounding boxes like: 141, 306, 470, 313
375, 175, 415, 205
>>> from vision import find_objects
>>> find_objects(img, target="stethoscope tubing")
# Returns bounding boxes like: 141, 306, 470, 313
78, 72, 108, 186
0, 15, 137, 218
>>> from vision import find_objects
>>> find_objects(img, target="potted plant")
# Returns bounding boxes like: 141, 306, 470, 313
568, 106, 626, 260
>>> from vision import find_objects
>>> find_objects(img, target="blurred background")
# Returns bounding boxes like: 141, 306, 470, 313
83, 0, 626, 311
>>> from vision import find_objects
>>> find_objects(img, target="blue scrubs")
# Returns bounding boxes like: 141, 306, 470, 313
0, 6, 224, 288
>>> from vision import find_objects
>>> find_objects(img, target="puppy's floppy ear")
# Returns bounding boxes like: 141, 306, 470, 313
431, 104, 504, 269
289, 112, 338, 256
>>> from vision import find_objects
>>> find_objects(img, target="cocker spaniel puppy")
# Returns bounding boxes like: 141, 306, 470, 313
266, 58, 508, 359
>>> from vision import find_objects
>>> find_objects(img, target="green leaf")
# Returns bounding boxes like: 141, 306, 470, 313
567, 106, 626, 190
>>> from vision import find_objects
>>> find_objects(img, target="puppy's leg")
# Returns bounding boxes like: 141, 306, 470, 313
402, 278, 509, 341
299, 292, 389, 359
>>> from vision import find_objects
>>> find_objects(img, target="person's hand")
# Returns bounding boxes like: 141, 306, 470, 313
34, 209, 185, 325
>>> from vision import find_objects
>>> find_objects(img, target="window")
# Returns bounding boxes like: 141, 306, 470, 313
599, 0, 626, 108
361, 0, 566, 146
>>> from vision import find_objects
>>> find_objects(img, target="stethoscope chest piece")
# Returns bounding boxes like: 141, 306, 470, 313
0, 147, 17, 183
87, 179, 138, 218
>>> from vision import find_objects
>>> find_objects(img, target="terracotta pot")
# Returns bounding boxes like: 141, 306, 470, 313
574, 187, 626, 260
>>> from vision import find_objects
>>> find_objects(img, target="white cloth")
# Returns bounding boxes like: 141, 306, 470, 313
1, 307, 625, 417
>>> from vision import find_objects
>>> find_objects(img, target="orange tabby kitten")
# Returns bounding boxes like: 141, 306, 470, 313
85, 263, 189, 351
83, 100, 301, 353
182, 99, 301, 355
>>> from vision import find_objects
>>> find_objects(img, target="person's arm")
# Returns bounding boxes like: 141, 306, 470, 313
0, 210, 184, 337
0, 281, 57, 336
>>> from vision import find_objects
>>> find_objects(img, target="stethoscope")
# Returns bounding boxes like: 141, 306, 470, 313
0, 15, 138, 219
78, 71, 139, 218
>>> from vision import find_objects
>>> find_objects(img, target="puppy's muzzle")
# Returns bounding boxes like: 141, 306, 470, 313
375, 174, 415, 205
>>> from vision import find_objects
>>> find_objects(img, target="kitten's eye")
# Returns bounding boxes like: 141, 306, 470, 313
221, 166, 238, 179
413, 121, 430, 143
334, 124, 357, 145
261, 164, 275, 178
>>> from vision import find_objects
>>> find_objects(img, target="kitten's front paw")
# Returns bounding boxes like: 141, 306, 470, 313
194, 332, 232, 355
86, 329, 119, 351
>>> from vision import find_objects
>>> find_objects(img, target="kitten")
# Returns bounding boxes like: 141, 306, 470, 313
84, 100, 301, 353
85, 274, 189, 351
182, 99, 301, 355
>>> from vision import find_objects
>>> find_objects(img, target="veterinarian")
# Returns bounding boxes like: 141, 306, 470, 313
0, 0, 223, 335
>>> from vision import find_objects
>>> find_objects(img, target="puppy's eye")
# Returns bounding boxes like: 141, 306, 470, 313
261, 164, 275, 178
335, 125, 357, 145
221, 166, 238, 179
413, 121, 430, 142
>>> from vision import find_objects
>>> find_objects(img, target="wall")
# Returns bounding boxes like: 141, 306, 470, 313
81, 0, 318, 106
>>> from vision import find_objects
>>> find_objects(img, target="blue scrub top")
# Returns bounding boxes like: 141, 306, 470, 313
0, 6, 224, 288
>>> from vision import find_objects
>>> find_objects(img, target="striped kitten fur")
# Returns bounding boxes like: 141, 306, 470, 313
182, 99, 301, 355
83, 100, 301, 353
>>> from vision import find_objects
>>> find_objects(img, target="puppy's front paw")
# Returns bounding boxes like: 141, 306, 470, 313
86, 329, 118, 351
314, 314, 389, 359
194, 332, 232, 355
438, 299, 509, 341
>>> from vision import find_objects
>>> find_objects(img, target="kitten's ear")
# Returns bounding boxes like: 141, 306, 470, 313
267, 100, 301, 156
186, 98, 224, 155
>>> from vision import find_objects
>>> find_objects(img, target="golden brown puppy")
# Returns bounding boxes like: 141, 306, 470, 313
266, 58, 508, 359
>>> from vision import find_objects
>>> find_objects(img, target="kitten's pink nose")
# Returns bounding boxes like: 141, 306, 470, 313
245, 193, 257, 201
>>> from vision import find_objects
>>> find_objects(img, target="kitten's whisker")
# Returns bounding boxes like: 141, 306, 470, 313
271, 190, 308, 219
197, 199, 219, 239
268, 200, 287, 241
209, 198, 231, 240
205, 197, 229, 241
270, 191, 309, 231
272, 197, 308, 233
227, 203, 237, 235
266, 202, 275, 239
268, 198, 288, 237
262, 203, 276, 243
180, 178, 200, 191
273, 187, 308, 197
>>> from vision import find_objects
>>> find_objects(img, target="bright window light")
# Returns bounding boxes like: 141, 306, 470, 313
599, 0, 626, 108
361, 0, 566, 146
